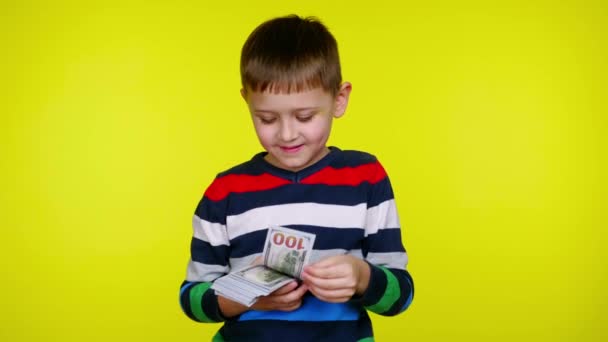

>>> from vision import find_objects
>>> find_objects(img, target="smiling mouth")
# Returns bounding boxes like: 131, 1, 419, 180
279, 145, 303, 153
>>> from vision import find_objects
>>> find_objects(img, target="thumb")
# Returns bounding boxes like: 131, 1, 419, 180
272, 281, 298, 295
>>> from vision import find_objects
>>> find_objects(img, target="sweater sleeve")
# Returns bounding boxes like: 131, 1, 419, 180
179, 178, 230, 323
359, 160, 414, 316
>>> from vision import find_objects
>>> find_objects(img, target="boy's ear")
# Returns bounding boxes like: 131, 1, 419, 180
240, 88, 247, 101
333, 82, 352, 118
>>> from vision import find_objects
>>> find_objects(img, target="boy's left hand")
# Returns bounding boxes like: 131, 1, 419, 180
301, 255, 370, 303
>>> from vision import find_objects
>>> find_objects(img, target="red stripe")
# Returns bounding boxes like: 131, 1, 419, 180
204, 173, 292, 201
300, 162, 387, 186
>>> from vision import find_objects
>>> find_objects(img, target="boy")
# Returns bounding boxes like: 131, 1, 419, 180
179, 15, 414, 341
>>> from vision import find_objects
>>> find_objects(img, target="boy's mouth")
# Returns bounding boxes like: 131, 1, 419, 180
279, 144, 303, 153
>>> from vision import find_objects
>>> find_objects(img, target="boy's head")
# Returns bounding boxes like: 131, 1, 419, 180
240, 15, 352, 172
240, 14, 342, 96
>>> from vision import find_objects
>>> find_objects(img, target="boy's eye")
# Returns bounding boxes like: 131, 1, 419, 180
297, 115, 314, 122
259, 117, 276, 124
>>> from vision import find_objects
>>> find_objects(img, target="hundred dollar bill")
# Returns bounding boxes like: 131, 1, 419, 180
231, 264, 292, 291
263, 226, 316, 279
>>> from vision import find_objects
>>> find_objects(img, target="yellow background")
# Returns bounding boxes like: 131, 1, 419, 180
2, 0, 606, 341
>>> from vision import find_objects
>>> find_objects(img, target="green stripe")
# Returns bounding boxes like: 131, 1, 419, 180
189, 282, 213, 322
358, 337, 374, 342
365, 266, 401, 313
211, 331, 225, 342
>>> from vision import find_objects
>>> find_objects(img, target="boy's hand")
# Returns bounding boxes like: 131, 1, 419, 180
301, 255, 371, 303
249, 254, 308, 311
251, 281, 308, 312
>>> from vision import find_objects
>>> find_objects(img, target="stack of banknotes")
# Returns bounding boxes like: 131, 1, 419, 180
211, 226, 316, 307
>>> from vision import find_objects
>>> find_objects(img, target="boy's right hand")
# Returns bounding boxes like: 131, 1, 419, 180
251, 281, 308, 312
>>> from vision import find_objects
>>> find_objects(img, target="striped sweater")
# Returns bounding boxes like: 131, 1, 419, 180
180, 147, 414, 341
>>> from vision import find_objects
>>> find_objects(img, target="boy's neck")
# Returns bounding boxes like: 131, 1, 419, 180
262, 146, 331, 173
256, 146, 339, 182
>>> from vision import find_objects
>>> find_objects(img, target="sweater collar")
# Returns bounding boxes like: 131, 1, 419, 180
252, 146, 340, 182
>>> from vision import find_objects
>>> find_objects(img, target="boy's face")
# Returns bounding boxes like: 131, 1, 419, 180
242, 83, 351, 172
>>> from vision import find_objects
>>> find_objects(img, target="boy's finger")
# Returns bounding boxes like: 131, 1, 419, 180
294, 283, 309, 297
275, 284, 308, 305
308, 286, 352, 303
307, 255, 341, 269
302, 274, 350, 290
272, 281, 298, 295
304, 264, 345, 279
278, 299, 303, 312
310, 286, 352, 299
281, 284, 309, 302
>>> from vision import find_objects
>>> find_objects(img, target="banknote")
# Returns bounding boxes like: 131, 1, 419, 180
211, 226, 316, 307
263, 226, 316, 278
212, 265, 293, 306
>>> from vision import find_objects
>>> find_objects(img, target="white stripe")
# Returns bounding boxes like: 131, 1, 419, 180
366, 252, 408, 270
309, 249, 364, 264
192, 215, 229, 246
186, 260, 230, 282
365, 199, 400, 236
226, 202, 368, 240
229, 253, 263, 272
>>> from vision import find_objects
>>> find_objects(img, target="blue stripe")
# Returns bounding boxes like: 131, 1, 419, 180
330, 149, 376, 168
179, 281, 197, 314
219, 183, 379, 217
228, 230, 266, 257
238, 295, 360, 322
399, 276, 414, 312
291, 226, 363, 250
230, 226, 364, 258
191, 238, 229, 265
180, 281, 196, 297
195, 197, 227, 225
201, 286, 223, 322
364, 229, 406, 254
368, 177, 394, 208
360, 263, 387, 307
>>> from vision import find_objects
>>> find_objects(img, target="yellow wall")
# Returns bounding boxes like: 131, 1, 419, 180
2, 1, 606, 340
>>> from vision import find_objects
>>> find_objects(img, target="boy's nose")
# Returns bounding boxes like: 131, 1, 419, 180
279, 121, 297, 141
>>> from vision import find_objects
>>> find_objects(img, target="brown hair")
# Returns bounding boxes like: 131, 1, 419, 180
240, 15, 342, 96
